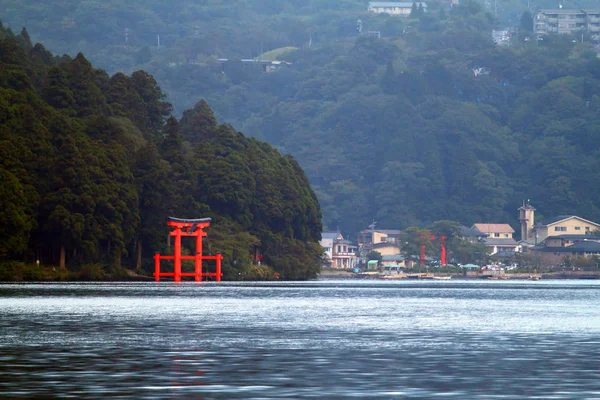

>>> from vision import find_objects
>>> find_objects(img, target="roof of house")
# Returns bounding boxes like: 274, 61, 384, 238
490, 250, 518, 258
545, 234, 600, 241
518, 239, 536, 246
483, 238, 518, 246
472, 223, 515, 234
373, 242, 401, 249
459, 225, 486, 237
375, 229, 403, 235
569, 241, 600, 251
537, 215, 576, 226
382, 254, 405, 261
535, 240, 600, 253
369, 2, 427, 8
359, 228, 402, 236
536, 215, 600, 227
539, 9, 585, 14
321, 232, 340, 240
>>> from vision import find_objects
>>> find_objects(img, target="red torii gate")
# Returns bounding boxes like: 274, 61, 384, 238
154, 217, 223, 282
420, 233, 447, 267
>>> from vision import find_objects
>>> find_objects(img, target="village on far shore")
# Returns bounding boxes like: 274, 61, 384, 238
320, 201, 600, 280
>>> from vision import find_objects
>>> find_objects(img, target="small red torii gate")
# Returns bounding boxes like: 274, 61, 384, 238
420, 233, 447, 267
154, 217, 223, 282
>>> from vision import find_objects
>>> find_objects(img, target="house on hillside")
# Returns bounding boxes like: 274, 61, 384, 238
358, 228, 403, 257
534, 9, 600, 40
320, 231, 358, 269
367, 2, 427, 16
458, 225, 487, 243
532, 215, 600, 243
381, 254, 406, 268
541, 234, 600, 248
492, 29, 511, 45
517, 201, 600, 253
217, 58, 292, 73
320, 232, 338, 267
471, 223, 520, 255
472, 223, 515, 239
533, 239, 600, 257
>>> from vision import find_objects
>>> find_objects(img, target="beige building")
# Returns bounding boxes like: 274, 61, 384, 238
533, 215, 600, 243
535, 9, 600, 39
372, 241, 403, 256
471, 223, 515, 239
358, 228, 402, 258
368, 2, 427, 16
472, 223, 518, 256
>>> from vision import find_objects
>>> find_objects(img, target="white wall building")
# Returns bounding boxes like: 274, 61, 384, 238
368, 2, 427, 16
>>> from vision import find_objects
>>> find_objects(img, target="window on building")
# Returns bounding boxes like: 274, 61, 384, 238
504, 234, 509, 238
494, 233, 500, 237
337, 245, 341, 253
575, 227, 581, 231
554, 226, 567, 232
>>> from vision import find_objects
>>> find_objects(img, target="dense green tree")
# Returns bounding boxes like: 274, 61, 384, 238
410, 2, 419, 18
180, 99, 217, 142
0, 169, 34, 258
366, 250, 382, 264
1, 1, 600, 244
0, 25, 322, 280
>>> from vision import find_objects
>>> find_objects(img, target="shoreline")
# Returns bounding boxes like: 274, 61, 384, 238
318, 270, 600, 280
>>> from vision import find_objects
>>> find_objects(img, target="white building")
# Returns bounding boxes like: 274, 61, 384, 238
534, 9, 600, 40
368, 2, 427, 16
320, 232, 358, 269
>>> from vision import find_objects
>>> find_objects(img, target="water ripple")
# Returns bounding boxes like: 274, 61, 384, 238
1, 280, 600, 398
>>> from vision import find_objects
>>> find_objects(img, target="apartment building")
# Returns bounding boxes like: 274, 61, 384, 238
534, 9, 600, 39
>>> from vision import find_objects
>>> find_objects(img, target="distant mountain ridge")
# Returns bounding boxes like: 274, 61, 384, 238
2, 2, 599, 236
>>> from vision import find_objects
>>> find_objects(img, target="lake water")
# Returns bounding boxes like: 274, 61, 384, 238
1, 280, 600, 399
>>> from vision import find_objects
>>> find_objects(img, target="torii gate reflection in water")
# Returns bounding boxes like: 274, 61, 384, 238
154, 217, 223, 282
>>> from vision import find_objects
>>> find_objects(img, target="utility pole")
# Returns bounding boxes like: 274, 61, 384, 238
157, 34, 160, 49
125, 28, 129, 44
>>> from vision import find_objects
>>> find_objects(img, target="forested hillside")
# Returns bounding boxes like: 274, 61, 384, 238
2, 1, 600, 236
0, 25, 322, 280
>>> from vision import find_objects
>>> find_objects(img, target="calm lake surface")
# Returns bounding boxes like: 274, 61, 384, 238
1, 280, 600, 399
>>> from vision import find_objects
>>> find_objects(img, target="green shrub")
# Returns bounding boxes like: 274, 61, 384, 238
77, 264, 107, 281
